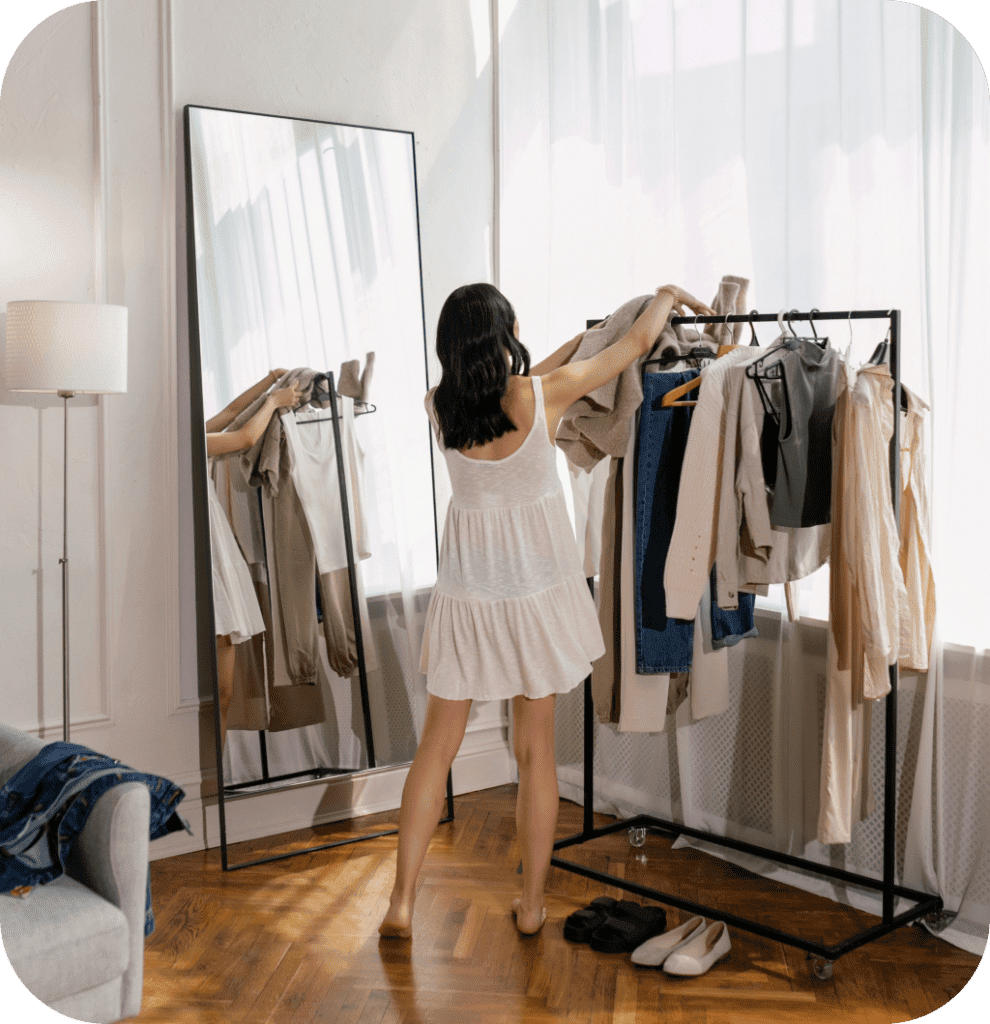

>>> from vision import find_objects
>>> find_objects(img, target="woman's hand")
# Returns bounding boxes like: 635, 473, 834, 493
270, 383, 301, 409
269, 368, 289, 384
656, 286, 714, 319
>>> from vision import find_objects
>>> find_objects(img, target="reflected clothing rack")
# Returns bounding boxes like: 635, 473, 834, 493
552, 309, 942, 975
214, 372, 453, 871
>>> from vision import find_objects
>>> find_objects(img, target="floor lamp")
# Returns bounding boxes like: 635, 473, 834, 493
4, 301, 128, 742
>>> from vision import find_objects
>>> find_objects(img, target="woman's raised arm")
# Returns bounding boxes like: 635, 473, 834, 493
205, 368, 288, 433
541, 286, 713, 416
206, 383, 299, 456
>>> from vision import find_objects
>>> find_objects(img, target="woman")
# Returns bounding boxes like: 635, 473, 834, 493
379, 282, 713, 938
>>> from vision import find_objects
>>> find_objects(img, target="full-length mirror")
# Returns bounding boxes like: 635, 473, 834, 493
184, 105, 435, 821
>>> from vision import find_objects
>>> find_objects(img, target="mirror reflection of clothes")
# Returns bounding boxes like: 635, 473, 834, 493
214, 368, 379, 731
280, 398, 378, 678
223, 368, 334, 732
261, 473, 330, 731
281, 400, 371, 573
210, 458, 272, 731
207, 465, 264, 643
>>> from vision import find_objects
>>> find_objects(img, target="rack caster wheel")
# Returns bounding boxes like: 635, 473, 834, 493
628, 827, 647, 848
810, 958, 834, 980
922, 910, 954, 933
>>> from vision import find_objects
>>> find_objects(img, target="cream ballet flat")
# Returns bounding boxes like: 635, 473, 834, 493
662, 920, 732, 976
630, 916, 707, 967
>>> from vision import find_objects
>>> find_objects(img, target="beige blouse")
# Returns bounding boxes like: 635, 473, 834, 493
897, 386, 936, 672
818, 365, 935, 844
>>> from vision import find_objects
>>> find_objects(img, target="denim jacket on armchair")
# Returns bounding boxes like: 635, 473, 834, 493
0, 742, 191, 936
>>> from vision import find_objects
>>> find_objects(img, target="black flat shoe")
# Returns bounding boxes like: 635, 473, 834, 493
563, 896, 618, 943
590, 902, 667, 954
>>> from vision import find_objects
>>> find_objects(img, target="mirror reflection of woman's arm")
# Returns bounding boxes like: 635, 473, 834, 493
205, 368, 289, 433
206, 383, 300, 457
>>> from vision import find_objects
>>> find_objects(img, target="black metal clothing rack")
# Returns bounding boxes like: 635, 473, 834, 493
552, 308, 943, 977
214, 372, 454, 870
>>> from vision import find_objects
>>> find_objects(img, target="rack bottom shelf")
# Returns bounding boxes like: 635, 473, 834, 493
551, 813, 943, 965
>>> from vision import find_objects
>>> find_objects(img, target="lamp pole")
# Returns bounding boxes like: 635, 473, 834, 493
5, 301, 127, 743
58, 389, 74, 742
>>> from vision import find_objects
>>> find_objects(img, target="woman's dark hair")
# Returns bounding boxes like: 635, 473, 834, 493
432, 283, 531, 450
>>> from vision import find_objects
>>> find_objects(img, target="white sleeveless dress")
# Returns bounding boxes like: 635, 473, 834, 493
207, 464, 265, 644
419, 375, 606, 701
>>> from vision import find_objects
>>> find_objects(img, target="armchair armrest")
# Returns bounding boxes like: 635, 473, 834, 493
65, 781, 150, 1020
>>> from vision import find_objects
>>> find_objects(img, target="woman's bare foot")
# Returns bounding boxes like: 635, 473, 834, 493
512, 898, 547, 936
379, 899, 413, 938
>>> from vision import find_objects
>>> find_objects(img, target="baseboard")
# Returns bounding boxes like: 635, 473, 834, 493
150, 726, 514, 861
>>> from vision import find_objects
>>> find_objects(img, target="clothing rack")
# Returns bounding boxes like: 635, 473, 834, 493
215, 372, 454, 870
552, 308, 943, 977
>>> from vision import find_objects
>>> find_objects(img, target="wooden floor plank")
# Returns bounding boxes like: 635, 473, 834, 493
128, 785, 981, 1023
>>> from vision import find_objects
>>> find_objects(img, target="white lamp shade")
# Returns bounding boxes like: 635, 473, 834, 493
5, 300, 128, 393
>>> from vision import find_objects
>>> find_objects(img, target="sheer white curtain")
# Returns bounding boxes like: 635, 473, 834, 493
190, 109, 432, 778
499, 0, 988, 954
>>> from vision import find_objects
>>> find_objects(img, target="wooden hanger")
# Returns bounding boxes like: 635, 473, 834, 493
660, 375, 702, 407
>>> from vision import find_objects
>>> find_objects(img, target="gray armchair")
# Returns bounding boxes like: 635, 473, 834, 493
0, 722, 149, 1023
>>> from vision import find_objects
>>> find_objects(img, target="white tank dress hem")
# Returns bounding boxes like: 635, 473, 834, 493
420, 375, 606, 702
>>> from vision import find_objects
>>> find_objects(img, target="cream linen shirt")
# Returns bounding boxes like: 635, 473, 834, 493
663, 346, 758, 620
843, 364, 908, 699
818, 362, 919, 844
898, 386, 936, 671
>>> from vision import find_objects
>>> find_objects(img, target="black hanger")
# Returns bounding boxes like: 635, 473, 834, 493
297, 399, 377, 424
782, 308, 828, 347
868, 313, 893, 365
745, 312, 790, 380
807, 308, 829, 349
643, 311, 704, 370
748, 310, 760, 346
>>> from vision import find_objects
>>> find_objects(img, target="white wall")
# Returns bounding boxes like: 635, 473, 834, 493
0, 0, 512, 859
0, 3, 105, 734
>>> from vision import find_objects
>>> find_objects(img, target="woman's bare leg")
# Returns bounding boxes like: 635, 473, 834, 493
215, 635, 236, 749
379, 693, 472, 937
511, 693, 558, 934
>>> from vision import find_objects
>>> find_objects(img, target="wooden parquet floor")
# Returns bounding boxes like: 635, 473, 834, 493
132, 785, 982, 1023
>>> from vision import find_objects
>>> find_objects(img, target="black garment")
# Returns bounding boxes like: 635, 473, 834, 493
750, 339, 843, 528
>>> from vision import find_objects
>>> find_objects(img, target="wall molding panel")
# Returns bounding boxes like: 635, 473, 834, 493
158, 0, 184, 721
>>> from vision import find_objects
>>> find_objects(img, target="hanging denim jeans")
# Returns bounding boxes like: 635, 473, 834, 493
708, 568, 758, 648
636, 372, 757, 671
